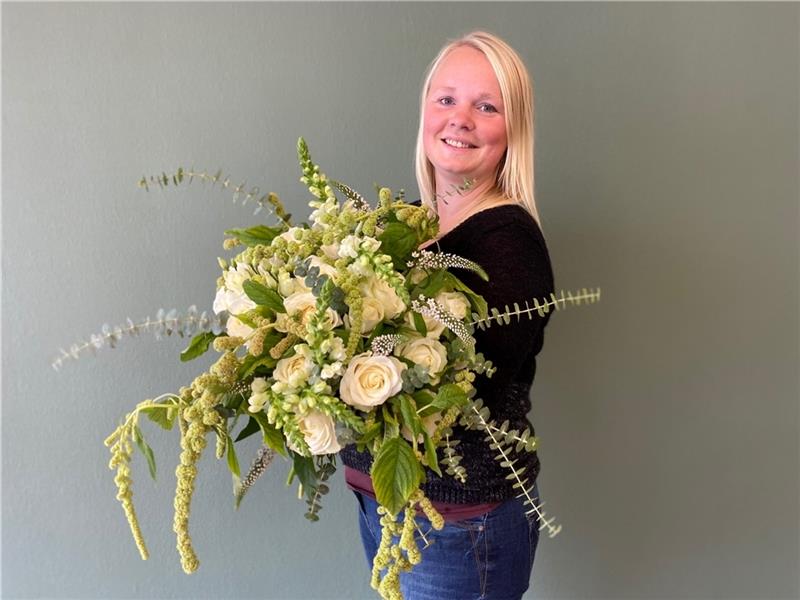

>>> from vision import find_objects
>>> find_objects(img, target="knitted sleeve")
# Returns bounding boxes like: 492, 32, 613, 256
451, 217, 555, 395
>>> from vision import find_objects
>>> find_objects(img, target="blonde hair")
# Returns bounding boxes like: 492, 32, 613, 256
414, 31, 541, 227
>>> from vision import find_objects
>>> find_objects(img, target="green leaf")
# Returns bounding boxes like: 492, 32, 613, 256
377, 221, 418, 265
412, 389, 438, 417
397, 395, 422, 441
237, 349, 279, 379
224, 225, 283, 247
252, 412, 287, 457
431, 384, 468, 411
226, 435, 241, 478
235, 416, 261, 442
356, 421, 383, 450
371, 437, 423, 516
221, 391, 246, 411
414, 270, 447, 298
132, 424, 157, 480
180, 331, 217, 362
290, 453, 318, 498
412, 312, 427, 336
422, 430, 442, 477
381, 404, 400, 440
142, 402, 177, 430
242, 280, 285, 312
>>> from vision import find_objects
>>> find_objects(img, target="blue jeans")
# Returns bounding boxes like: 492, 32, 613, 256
353, 486, 540, 600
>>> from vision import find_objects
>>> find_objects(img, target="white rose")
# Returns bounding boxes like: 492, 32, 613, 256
281, 291, 342, 331
296, 256, 339, 293
340, 353, 406, 411
435, 291, 470, 320
308, 256, 339, 280
274, 348, 314, 389
395, 336, 448, 376
408, 268, 427, 285
279, 227, 304, 243
404, 310, 445, 339
225, 315, 254, 341
355, 297, 386, 334
362, 276, 406, 321
404, 291, 470, 339
296, 410, 342, 455
320, 243, 340, 260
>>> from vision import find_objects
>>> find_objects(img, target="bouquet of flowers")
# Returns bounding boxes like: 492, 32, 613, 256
56, 139, 599, 600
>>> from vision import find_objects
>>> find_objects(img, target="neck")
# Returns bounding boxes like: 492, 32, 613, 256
433, 178, 511, 238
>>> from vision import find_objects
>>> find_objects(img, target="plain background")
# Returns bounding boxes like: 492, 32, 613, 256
2, 2, 798, 599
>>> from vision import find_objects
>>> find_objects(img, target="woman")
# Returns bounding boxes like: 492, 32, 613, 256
340, 31, 556, 600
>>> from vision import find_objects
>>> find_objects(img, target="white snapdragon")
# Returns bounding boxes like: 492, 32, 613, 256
278, 270, 298, 298
338, 235, 361, 259
360, 236, 381, 254
248, 377, 269, 413
213, 263, 258, 315
277, 291, 342, 333
273, 345, 315, 389
320, 361, 344, 380
320, 335, 347, 362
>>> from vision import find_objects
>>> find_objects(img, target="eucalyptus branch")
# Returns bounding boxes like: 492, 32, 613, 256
138, 167, 289, 222
440, 433, 466, 483
467, 404, 561, 538
432, 178, 475, 209
484, 420, 538, 453
470, 287, 601, 330
52, 306, 225, 370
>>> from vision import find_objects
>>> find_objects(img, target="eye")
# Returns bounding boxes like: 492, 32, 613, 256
437, 96, 455, 106
478, 103, 498, 114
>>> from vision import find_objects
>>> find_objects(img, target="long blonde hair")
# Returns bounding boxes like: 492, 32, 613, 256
414, 31, 541, 227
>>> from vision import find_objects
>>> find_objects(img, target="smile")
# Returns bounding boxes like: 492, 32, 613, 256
442, 138, 476, 149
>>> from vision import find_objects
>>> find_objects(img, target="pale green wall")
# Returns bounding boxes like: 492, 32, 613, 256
3, 2, 798, 599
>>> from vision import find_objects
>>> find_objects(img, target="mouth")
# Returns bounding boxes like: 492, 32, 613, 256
441, 138, 477, 149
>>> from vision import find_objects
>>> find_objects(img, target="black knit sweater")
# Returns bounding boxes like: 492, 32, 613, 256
339, 204, 556, 503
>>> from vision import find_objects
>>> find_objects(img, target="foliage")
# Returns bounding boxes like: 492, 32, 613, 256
57, 138, 599, 599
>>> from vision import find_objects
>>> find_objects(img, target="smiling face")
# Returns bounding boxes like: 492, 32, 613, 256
422, 45, 508, 195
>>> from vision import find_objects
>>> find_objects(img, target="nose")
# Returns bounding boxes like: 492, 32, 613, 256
449, 105, 474, 130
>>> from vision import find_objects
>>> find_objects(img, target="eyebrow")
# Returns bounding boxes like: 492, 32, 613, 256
430, 86, 501, 102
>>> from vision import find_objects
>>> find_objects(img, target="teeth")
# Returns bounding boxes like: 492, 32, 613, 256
444, 139, 473, 149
